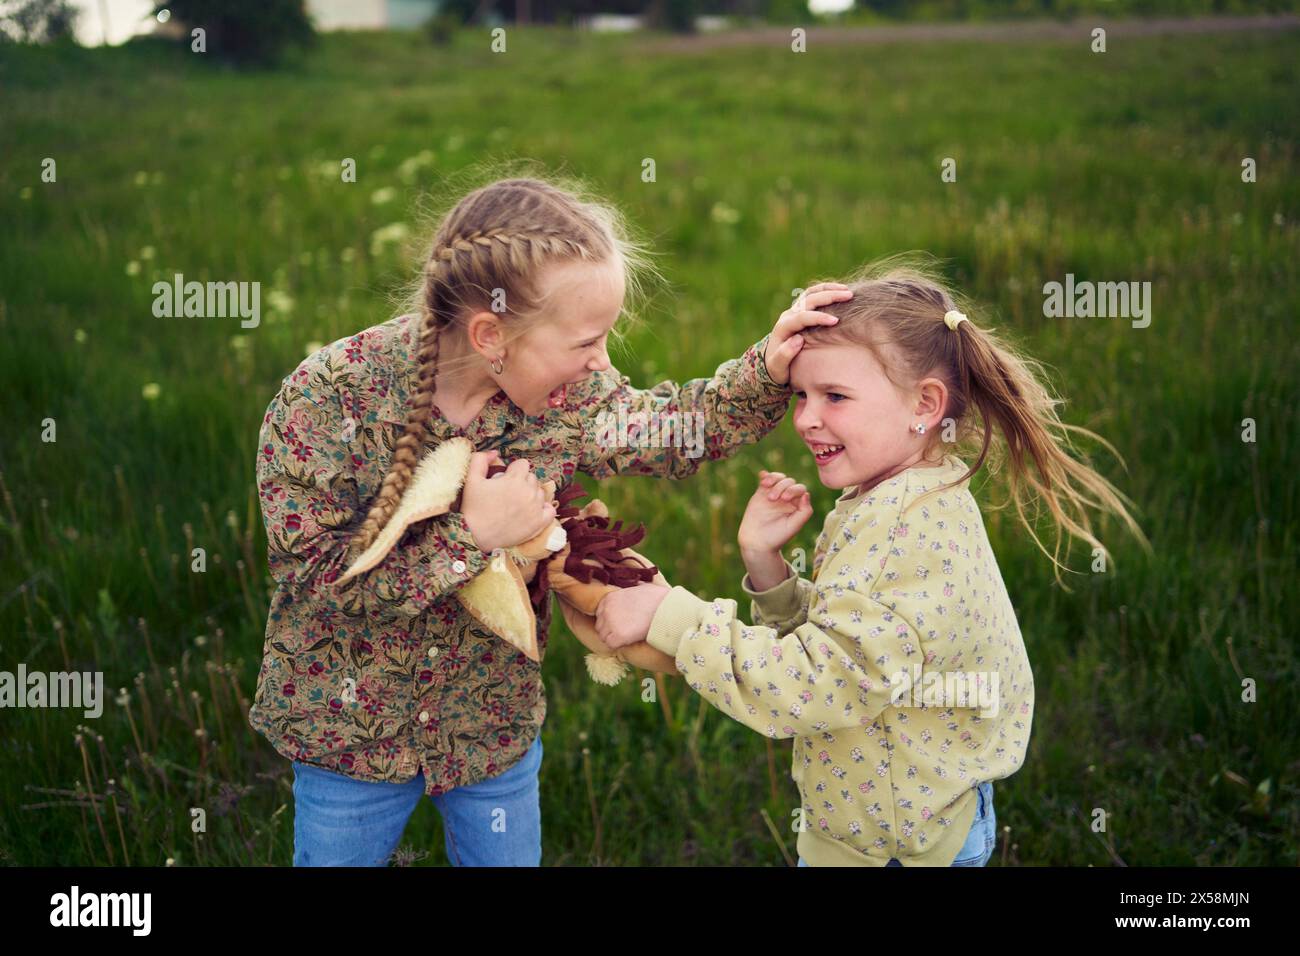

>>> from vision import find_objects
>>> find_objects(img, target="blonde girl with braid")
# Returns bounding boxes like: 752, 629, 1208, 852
597, 254, 1151, 866
249, 176, 849, 866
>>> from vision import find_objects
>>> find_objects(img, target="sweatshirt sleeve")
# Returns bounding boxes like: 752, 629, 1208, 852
256, 377, 490, 623
740, 557, 815, 633
575, 334, 791, 480
644, 581, 907, 739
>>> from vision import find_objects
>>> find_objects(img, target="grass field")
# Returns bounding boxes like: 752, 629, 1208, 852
1, 22, 1297, 866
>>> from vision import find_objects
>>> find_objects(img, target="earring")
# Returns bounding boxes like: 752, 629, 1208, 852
913, 422, 926, 435
490, 356, 504, 375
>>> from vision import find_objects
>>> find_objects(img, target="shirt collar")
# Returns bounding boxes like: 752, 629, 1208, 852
386, 313, 530, 440
836, 454, 971, 509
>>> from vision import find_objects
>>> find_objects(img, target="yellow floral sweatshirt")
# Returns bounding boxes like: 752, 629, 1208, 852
645, 455, 1035, 866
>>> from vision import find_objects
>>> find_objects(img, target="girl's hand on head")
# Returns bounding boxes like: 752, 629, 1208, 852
738, 470, 814, 554
594, 584, 671, 650
763, 282, 852, 386
460, 452, 557, 554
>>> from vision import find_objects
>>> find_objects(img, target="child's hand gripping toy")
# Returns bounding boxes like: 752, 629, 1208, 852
336, 438, 679, 686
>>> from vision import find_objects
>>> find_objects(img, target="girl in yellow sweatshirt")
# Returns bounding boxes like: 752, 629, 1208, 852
595, 255, 1149, 866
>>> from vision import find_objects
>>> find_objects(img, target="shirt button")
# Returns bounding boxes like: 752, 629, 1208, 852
451, 560, 466, 574
427, 647, 439, 659
418, 710, 429, 722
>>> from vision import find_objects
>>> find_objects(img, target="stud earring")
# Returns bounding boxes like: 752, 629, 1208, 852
913, 422, 926, 435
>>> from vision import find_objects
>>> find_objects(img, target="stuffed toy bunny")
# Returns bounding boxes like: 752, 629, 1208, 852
336, 438, 678, 686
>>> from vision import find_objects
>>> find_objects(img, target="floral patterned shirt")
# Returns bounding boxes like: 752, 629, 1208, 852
248, 312, 792, 795
645, 455, 1035, 865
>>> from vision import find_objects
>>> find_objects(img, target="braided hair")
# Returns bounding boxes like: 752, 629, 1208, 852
349, 177, 649, 555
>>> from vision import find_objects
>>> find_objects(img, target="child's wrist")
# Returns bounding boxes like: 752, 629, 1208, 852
741, 547, 790, 590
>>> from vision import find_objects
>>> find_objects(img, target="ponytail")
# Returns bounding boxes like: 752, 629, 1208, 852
804, 253, 1151, 589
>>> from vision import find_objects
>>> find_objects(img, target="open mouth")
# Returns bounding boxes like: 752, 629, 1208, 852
812, 443, 844, 465
547, 377, 590, 409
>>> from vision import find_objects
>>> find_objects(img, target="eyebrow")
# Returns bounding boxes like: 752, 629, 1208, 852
795, 383, 855, 392
578, 316, 620, 339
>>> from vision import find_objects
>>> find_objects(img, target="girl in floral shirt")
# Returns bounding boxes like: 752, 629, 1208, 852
597, 255, 1150, 866
249, 176, 849, 866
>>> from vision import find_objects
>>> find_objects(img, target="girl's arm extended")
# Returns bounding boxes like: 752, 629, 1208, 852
643, 583, 911, 739
572, 333, 790, 480
570, 286, 849, 479
257, 380, 489, 622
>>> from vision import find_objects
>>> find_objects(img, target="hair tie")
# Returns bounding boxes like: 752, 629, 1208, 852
943, 310, 968, 331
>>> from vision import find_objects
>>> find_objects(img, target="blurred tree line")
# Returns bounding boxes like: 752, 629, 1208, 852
441, 0, 810, 30
0, 0, 77, 43
452, 0, 1296, 24
2, 0, 1292, 62
851, 0, 1297, 19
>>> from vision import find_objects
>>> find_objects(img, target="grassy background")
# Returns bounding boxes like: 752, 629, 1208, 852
1, 23, 1296, 865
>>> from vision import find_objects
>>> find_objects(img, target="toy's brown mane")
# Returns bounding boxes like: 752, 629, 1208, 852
484, 464, 659, 610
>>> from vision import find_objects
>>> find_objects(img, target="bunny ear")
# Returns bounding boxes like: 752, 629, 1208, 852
458, 558, 541, 662
337, 437, 475, 585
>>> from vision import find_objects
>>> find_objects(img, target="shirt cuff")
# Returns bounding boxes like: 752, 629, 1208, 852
751, 333, 790, 394
646, 586, 713, 658
741, 558, 802, 619
426, 510, 491, 590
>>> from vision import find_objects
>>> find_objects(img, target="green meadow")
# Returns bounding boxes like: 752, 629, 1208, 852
1, 23, 1296, 865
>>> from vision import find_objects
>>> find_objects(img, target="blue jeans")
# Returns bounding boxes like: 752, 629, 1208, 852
291, 734, 543, 866
797, 780, 996, 867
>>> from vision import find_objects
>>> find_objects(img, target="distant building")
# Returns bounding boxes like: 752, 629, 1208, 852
69, 0, 447, 45
69, 0, 817, 47
306, 0, 444, 31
